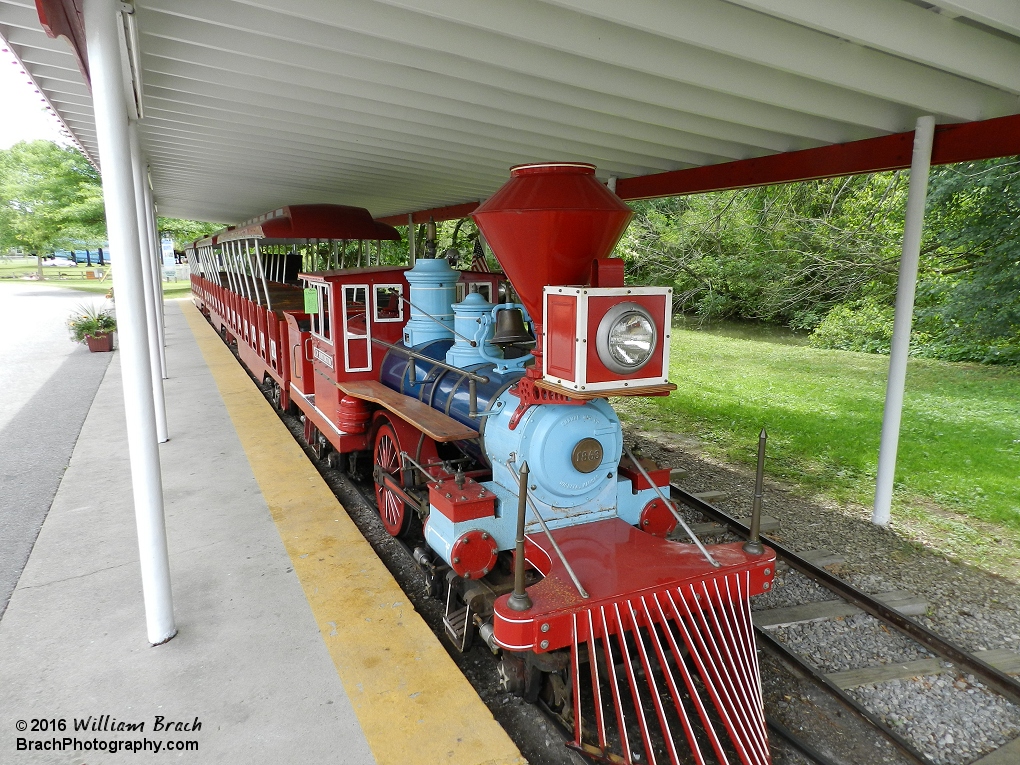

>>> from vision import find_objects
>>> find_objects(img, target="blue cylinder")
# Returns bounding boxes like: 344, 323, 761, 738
379, 342, 525, 464
402, 258, 457, 347
446, 291, 494, 368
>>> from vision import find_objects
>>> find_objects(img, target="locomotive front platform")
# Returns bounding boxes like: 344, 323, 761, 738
0, 300, 523, 765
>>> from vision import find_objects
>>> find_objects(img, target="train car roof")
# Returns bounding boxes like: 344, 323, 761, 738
217, 205, 400, 243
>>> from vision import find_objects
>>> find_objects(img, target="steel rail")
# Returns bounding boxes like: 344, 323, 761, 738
670, 483, 1020, 707
758, 630, 935, 765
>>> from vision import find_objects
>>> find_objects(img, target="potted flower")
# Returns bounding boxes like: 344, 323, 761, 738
68, 304, 116, 352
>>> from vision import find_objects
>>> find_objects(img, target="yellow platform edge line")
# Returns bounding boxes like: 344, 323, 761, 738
180, 302, 526, 765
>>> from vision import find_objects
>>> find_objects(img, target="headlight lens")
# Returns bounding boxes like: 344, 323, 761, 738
609, 312, 655, 366
596, 302, 658, 374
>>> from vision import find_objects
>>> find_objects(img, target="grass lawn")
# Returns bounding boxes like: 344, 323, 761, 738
0, 258, 192, 299
615, 327, 1020, 571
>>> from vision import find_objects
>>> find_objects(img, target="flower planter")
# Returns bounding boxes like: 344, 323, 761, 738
85, 332, 114, 353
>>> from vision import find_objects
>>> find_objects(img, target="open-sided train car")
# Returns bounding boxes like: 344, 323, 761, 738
188, 166, 777, 765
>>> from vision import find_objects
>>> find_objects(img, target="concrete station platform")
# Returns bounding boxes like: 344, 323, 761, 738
0, 299, 524, 765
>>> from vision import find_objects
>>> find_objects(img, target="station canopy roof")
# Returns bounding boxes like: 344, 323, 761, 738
1, 0, 1019, 224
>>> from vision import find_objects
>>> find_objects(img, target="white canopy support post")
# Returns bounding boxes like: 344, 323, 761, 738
128, 123, 168, 443
142, 178, 167, 379
873, 115, 936, 527
83, 0, 176, 644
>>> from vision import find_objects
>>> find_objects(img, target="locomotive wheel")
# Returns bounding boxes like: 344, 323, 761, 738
373, 422, 413, 537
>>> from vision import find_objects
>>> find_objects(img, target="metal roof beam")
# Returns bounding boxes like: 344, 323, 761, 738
721, 0, 1020, 94
139, 104, 514, 180
138, 57, 676, 177
140, 132, 500, 196
616, 113, 1020, 199
11, 46, 80, 72
545, 0, 1020, 99
143, 71, 556, 173
140, 79, 528, 170
370, 0, 1009, 123
927, 0, 1020, 37
142, 0, 792, 159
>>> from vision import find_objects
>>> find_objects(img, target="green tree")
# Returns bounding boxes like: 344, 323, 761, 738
621, 158, 1020, 364
914, 158, 1020, 362
619, 173, 907, 329
0, 141, 106, 272
156, 217, 224, 251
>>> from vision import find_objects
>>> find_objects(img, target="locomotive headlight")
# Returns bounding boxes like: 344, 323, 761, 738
596, 302, 657, 374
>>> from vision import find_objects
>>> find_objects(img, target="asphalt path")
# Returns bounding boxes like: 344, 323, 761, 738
0, 282, 113, 618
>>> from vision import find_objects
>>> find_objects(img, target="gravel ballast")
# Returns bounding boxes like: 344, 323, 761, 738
768, 613, 936, 673
850, 674, 1020, 765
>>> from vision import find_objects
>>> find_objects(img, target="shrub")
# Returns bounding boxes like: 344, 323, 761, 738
809, 299, 894, 354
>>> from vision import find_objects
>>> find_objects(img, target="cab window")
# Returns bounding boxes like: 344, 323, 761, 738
309, 282, 332, 343
374, 284, 404, 322
344, 286, 368, 336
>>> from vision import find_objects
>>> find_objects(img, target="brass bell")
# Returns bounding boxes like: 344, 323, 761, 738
490, 307, 533, 346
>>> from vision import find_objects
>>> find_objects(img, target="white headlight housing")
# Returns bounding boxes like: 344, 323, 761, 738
596, 302, 658, 374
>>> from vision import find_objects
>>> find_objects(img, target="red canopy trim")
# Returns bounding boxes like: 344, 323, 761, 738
616, 113, 1020, 200
35, 0, 89, 86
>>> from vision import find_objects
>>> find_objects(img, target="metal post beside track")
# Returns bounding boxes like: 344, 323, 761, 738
874, 115, 935, 527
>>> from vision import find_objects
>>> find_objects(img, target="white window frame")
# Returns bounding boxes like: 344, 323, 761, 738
309, 281, 332, 345
373, 283, 404, 323
342, 283, 372, 372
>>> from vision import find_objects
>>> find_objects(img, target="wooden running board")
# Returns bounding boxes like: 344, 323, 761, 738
337, 380, 478, 443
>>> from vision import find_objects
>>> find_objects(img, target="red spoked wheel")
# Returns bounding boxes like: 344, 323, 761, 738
373, 421, 413, 537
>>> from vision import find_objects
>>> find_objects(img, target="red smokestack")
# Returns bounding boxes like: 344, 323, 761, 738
472, 163, 633, 331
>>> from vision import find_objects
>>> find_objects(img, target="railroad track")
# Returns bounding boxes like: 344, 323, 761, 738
245, 359, 972, 764
670, 483, 1020, 765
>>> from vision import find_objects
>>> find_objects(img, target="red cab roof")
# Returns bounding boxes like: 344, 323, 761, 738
219, 205, 401, 243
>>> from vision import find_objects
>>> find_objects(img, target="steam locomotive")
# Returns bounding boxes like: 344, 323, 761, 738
187, 163, 776, 765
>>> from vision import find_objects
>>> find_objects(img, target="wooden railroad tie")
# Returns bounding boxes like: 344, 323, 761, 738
971, 734, 1020, 765
752, 589, 928, 629
826, 648, 1020, 690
